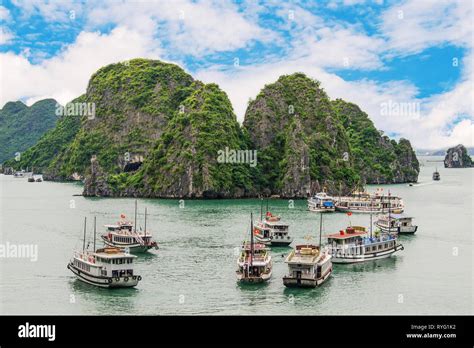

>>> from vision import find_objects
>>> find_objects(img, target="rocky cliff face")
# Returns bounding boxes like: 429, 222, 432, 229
116, 82, 254, 198
444, 144, 473, 168
243, 73, 357, 197
332, 99, 419, 184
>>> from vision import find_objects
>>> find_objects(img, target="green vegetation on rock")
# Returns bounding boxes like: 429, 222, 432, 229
6, 61, 420, 198
332, 99, 419, 184
0, 99, 59, 164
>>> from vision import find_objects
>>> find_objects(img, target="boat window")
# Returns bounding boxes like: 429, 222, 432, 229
378, 244, 382, 250
365, 247, 370, 252
384, 243, 388, 248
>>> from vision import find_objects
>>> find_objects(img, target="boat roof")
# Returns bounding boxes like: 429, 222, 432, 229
287, 245, 322, 264
379, 213, 413, 220
264, 220, 288, 227
326, 227, 367, 239
93, 248, 136, 259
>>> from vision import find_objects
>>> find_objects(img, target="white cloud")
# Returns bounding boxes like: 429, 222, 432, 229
380, 0, 473, 55
11, 0, 82, 22
0, 26, 13, 44
86, 0, 277, 56
0, 26, 162, 106
0, 6, 11, 21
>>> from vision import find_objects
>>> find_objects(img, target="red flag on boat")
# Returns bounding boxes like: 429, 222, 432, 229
347, 212, 352, 216
266, 211, 272, 217
120, 214, 126, 219
253, 228, 259, 235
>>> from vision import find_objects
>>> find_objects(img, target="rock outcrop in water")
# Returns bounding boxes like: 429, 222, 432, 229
444, 144, 473, 168
7, 61, 420, 198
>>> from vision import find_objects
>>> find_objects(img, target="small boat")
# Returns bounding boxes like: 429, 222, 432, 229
283, 213, 332, 288
14, 169, 33, 178
307, 192, 335, 212
35, 177, 43, 182
27, 177, 35, 182
375, 213, 417, 234
236, 213, 272, 283
433, 168, 440, 181
326, 225, 404, 264
67, 217, 142, 288
101, 201, 158, 253
253, 200, 293, 246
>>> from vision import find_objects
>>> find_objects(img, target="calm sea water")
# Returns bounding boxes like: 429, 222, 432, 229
0, 156, 472, 315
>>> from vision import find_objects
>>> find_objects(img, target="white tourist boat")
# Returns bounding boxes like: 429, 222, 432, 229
101, 202, 158, 253
236, 213, 273, 283
283, 213, 332, 288
254, 211, 293, 246
375, 213, 418, 234
67, 217, 142, 288
13, 169, 33, 178
326, 225, 404, 263
335, 189, 404, 214
307, 192, 335, 212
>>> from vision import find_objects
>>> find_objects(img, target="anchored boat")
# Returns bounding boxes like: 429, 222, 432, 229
433, 168, 440, 181
254, 200, 293, 246
375, 213, 418, 234
236, 213, 273, 283
67, 217, 142, 288
14, 169, 33, 178
307, 192, 335, 212
335, 189, 404, 214
283, 213, 332, 288
101, 201, 158, 253
326, 225, 404, 263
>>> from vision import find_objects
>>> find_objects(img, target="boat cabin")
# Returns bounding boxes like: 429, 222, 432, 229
93, 248, 137, 278
327, 226, 367, 248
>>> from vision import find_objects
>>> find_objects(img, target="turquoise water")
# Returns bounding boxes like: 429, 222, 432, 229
0, 156, 472, 315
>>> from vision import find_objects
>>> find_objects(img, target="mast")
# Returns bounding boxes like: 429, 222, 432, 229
82, 217, 87, 252
134, 199, 137, 233
250, 212, 254, 267
144, 207, 147, 237
93, 216, 96, 252
260, 198, 263, 221
266, 198, 269, 216
388, 190, 392, 231
370, 200, 373, 238
319, 212, 323, 247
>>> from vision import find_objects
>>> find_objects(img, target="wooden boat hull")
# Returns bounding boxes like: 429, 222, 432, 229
308, 205, 335, 213
255, 236, 293, 247
67, 263, 140, 288
283, 267, 332, 288
101, 236, 156, 253
330, 244, 404, 264
236, 270, 272, 283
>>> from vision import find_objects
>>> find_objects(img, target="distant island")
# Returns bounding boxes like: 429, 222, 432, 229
416, 147, 474, 156
3, 59, 420, 198
444, 144, 473, 168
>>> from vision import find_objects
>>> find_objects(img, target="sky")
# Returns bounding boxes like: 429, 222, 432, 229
0, 0, 472, 149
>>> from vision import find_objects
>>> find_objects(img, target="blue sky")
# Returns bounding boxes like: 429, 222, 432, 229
0, 0, 472, 149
